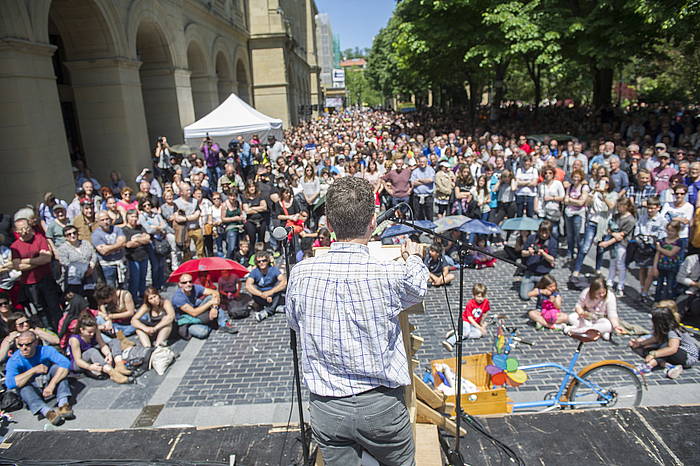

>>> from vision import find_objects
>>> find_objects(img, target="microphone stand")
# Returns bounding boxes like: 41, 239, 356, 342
388, 216, 522, 466
280, 234, 310, 465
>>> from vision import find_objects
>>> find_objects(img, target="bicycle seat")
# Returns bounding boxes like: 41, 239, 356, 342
569, 329, 601, 343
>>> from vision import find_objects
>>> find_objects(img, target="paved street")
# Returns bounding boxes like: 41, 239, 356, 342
5, 246, 700, 433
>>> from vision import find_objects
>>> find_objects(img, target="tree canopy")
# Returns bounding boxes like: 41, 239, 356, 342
364, 0, 700, 110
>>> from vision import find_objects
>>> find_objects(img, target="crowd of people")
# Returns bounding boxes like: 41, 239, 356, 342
1, 103, 699, 425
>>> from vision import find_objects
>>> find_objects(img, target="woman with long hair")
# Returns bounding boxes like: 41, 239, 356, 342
130, 287, 175, 348
563, 168, 590, 264
242, 180, 268, 246
452, 164, 475, 215
565, 277, 624, 340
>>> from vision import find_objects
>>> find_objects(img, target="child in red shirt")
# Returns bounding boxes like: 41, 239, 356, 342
442, 283, 490, 352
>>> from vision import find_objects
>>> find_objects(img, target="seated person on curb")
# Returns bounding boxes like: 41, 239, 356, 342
425, 243, 455, 286
131, 287, 175, 348
519, 220, 557, 300
67, 313, 131, 384
245, 251, 287, 322
94, 284, 136, 339
5, 330, 74, 426
171, 273, 238, 339
630, 301, 698, 379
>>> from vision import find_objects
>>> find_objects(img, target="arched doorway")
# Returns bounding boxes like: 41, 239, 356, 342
187, 41, 214, 119
216, 52, 234, 104
136, 21, 181, 146
236, 60, 250, 103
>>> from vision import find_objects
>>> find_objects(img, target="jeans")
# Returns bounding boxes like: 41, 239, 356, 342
148, 245, 166, 291
102, 265, 118, 288
127, 258, 148, 302
564, 214, 583, 259
573, 222, 604, 273
515, 195, 535, 217
679, 237, 689, 262
411, 194, 433, 220
309, 386, 414, 466
390, 196, 410, 209
656, 266, 680, 301
253, 292, 282, 312
207, 166, 221, 189
520, 273, 543, 300
187, 308, 229, 339
22, 276, 63, 331
96, 314, 136, 341
225, 229, 239, 259
19, 364, 72, 414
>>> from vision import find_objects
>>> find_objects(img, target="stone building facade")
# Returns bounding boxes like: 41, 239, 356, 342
0, 0, 318, 212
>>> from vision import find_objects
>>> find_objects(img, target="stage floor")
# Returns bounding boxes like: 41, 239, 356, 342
1, 405, 697, 465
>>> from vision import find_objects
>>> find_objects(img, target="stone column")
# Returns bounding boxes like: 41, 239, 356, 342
217, 78, 234, 104
190, 74, 219, 119
64, 58, 151, 187
138, 67, 195, 146
0, 38, 75, 213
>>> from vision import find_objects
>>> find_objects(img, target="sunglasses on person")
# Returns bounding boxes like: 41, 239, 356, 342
142, 203, 151, 207
0, 301, 9, 307
16, 320, 29, 327
675, 191, 687, 196
179, 279, 192, 284
256, 259, 269, 264
65, 231, 78, 237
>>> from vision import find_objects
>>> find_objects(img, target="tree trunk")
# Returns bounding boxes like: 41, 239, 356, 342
467, 80, 479, 129
592, 67, 613, 109
493, 59, 509, 108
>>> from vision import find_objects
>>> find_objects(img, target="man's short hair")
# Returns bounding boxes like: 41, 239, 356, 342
326, 177, 374, 241
646, 196, 661, 208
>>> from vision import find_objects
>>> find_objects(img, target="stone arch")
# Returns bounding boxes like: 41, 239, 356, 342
135, 17, 182, 145
187, 40, 213, 119
236, 59, 250, 104
215, 51, 234, 104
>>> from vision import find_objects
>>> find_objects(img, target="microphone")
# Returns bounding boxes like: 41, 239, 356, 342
272, 226, 292, 241
376, 202, 408, 225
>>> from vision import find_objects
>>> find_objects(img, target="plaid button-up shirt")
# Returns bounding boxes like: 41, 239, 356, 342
285, 242, 428, 397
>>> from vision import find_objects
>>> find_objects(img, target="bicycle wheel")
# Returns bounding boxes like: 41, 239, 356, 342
567, 363, 642, 408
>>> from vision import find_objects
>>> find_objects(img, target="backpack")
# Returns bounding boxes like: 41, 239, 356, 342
227, 294, 252, 319
0, 389, 23, 412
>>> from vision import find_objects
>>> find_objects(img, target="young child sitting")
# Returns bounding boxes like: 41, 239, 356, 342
232, 239, 252, 269
425, 243, 455, 287
470, 235, 497, 269
630, 301, 698, 379
442, 283, 490, 352
526, 275, 567, 330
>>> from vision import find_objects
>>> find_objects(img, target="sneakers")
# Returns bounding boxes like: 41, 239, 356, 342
219, 321, 239, 334
665, 364, 684, 379
635, 363, 653, 375
615, 288, 624, 298
58, 404, 75, 420
561, 325, 572, 336
255, 309, 271, 322
535, 322, 545, 331
45, 409, 64, 426
442, 340, 454, 352
445, 329, 455, 339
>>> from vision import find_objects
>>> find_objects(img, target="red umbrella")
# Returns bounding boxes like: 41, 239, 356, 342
167, 257, 249, 283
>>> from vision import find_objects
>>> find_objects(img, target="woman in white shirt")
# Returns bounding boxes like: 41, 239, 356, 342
515, 155, 538, 217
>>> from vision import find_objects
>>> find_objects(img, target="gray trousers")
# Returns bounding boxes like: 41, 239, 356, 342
309, 386, 415, 466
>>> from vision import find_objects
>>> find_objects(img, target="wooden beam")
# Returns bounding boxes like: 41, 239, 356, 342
416, 400, 466, 437
413, 373, 445, 410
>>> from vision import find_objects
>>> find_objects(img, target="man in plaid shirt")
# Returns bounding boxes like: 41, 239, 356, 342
286, 177, 428, 465
627, 169, 657, 212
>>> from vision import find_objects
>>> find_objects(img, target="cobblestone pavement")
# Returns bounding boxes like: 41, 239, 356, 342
167, 249, 699, 408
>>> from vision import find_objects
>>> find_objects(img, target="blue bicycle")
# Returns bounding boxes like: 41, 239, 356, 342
491, 316, 645, 411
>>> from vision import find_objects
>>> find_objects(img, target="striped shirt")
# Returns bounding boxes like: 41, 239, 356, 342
285, 242, 428, 397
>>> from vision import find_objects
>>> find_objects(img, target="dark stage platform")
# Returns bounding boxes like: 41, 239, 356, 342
0, 405, 698, 465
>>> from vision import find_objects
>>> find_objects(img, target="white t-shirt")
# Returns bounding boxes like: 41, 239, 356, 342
515, 167, 538, 197
660, 202, 694, 239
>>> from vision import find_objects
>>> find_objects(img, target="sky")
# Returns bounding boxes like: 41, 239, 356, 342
315, 0, 396, 52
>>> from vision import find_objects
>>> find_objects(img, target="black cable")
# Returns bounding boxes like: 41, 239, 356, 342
460, 412, 526, 466
441, 267, 458, 335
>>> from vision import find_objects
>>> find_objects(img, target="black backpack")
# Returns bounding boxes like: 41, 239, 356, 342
0, 389, 23, 412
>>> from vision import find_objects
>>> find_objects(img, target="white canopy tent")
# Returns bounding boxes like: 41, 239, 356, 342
183, 93, 283, 147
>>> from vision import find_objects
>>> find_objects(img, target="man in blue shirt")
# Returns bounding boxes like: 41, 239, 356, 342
6, 331, 73, 425
91, 212, 126, 288
410, 155, 436, 220
171, 273, 238, 339
245, 251, 286, 322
